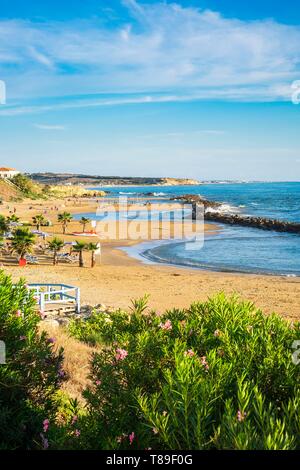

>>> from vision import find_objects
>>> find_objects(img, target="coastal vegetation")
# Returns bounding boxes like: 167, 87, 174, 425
11, 173, 45, 199
58, 212, 73, 234
79, 217, 91, 233
73, 241, 87, 268
1, 272, 299, 450
87, 242, 99, 268
0, 210, 100, 267
0, 215, 9, 235
7, 214, 20, 224
47, 237, 65, 265
32, 214, 48, 231
11, 228, 36, 261
0, 173, 106, 202
0, 178, 23, 202
0, 272, 64, 449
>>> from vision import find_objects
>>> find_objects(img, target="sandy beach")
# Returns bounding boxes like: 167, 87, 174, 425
2, 197, 300, 321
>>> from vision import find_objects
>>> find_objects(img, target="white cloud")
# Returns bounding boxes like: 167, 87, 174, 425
0, 1, 300, 106
28, 47, 55, 69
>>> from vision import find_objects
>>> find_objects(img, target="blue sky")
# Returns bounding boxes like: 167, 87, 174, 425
0, 0, 300, 180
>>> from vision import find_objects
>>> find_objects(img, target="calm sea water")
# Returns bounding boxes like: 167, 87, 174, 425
87, 182, 300, 276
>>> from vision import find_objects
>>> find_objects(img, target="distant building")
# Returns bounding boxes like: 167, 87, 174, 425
0, 167, 20, 179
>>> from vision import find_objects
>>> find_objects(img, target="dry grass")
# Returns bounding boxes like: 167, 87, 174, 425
39, 322, 98, 403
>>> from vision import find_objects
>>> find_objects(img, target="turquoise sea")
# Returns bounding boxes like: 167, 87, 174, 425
84, 182, 300, 276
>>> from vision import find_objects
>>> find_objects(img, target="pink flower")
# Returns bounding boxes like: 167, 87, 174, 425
129, 432, 135, 445
74, 429, 81, 437
152, 427, 159, 435
47, 337, 56, 344
71, 416, 78, 426
115, 348, 128, 361
214, 329, 221, 337
237, 410, 247, 422
19, 335, 27, 341
201, 356, 209, 371
15, 310, 22, 318
159, 320, 172, 331
95, 380, 102, 386
43, 419, 49, 433
184, 349, 195, 357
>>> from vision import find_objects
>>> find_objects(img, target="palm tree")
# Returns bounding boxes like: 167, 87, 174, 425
0, 215, 9, 236
7, 214, 20, 224
32, 214, 47, 231
72, 241, 87, 267
79, 216, 91, 233
57, 212, 73, 234
87, 242, 99, 268
47, 237, 65, 265
11, 228, 36, 261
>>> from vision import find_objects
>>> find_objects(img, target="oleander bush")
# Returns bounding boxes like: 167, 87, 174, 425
1, 273, 300, 451
69, 294, 300, 450
0, 271, 64, 449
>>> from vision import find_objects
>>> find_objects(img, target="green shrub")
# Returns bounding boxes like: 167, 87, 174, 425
0, 271, 64, 449
69, 294, 300, 450
10, 174, 44, 199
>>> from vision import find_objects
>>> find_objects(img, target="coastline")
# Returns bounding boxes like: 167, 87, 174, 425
1, 196, 300, 320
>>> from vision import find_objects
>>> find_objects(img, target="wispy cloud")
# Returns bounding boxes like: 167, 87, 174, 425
28, 47, 55, 69
138, 129, 227, 139
34, 123, 65, 130
0, 1, 299, 108
0, 85, 290, 117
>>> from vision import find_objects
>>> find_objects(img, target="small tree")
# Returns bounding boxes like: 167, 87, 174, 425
87, 242, 99, 268
58, 212, 73, 234
0, 215, 9, 235
79, 217, 91, 233
11, 228, 36, 261
72, 241, 87, 267
10, 173, 36, 196
47, 237, 65, 265
32, 214, 47, 231
7, 214, 20, 224
0, 271, 64, 449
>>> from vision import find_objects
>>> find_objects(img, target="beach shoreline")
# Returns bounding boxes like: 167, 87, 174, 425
1, 196, 300, 321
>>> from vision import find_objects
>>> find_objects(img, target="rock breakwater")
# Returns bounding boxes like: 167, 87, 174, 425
172, 195, 300, 234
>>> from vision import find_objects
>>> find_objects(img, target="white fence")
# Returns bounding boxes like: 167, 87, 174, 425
27, 283, 80, 313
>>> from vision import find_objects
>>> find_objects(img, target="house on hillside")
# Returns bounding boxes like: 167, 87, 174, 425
0, 167, 20, 179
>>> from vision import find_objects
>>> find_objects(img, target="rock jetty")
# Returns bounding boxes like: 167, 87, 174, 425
172, 195, 300, 234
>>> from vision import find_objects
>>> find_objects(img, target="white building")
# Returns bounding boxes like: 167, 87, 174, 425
0, 167, 20, 179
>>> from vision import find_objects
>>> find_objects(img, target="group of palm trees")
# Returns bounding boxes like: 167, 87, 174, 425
48, 238, 99, 267
0, 215, 36, 262
0, 211, 99, 268
57, 212, 91, 234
